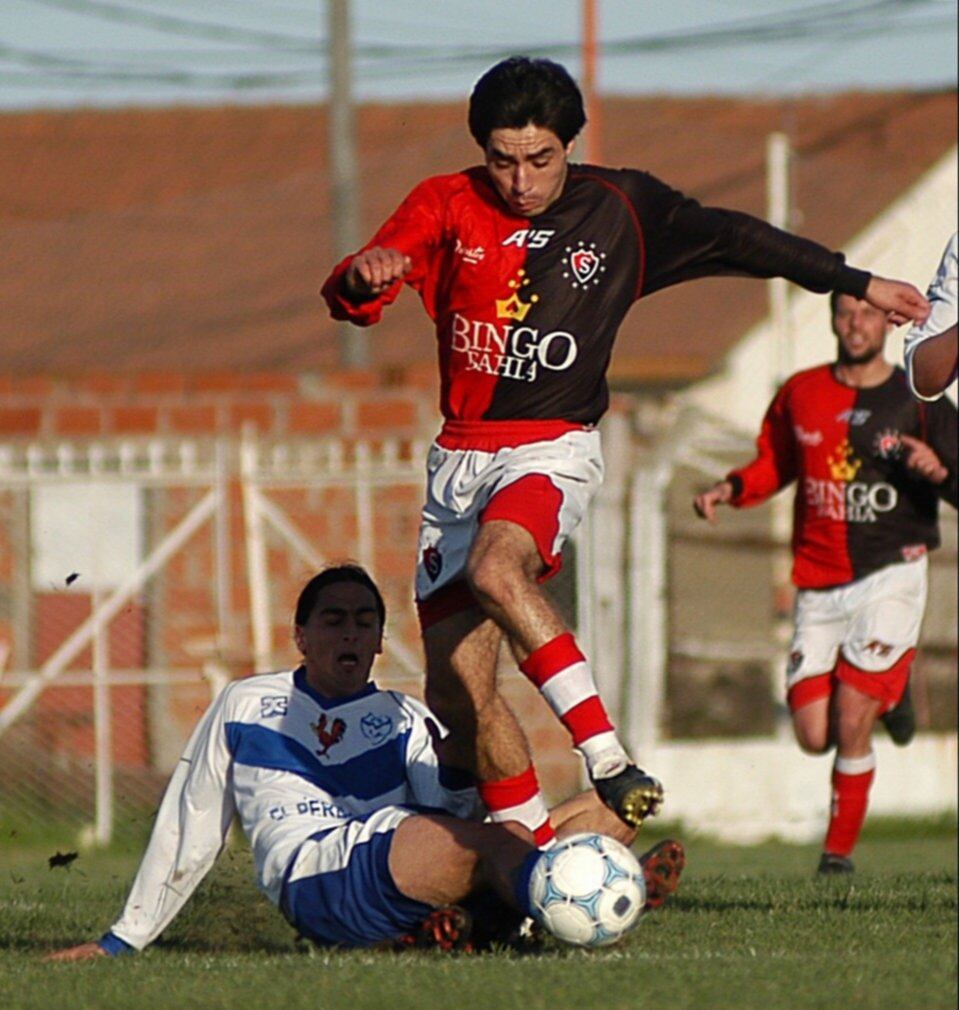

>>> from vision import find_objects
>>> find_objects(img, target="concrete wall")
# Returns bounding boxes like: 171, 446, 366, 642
652, 732, 957, 844
685, 146, 959, 431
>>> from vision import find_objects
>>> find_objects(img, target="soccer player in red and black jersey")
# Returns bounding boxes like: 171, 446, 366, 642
695, 293, 956, 873
322, 57, 930, 844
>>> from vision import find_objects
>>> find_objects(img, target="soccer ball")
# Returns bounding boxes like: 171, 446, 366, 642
527, 832, 646, 947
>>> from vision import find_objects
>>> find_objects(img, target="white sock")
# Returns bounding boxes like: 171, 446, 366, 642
577, 731, 630, 779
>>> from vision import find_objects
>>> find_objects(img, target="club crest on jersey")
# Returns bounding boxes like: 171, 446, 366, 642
873, 428, 902, 460
361, 712, 393, 745
562, 241, 607, 289
423, 545, 443, 582
312, 713, 347, 757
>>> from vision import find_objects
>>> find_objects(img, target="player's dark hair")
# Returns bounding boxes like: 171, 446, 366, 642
294, 565, 386, 628
829, 289, 843, 317
468, 56, 586, 147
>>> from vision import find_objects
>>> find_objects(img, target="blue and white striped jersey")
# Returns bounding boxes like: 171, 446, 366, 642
109, 667, 479, 950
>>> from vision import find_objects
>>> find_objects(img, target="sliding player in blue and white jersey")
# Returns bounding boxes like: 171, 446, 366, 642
48, 565, 683, 958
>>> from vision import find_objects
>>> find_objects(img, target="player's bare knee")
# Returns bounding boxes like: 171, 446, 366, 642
466, 551, 521, 611
835, 710, 875, 750
794, 726, 831, 754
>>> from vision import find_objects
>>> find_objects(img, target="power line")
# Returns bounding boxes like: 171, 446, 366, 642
1, 0, 954, 92
20, 0, 956, 60
0, 42, 319, 87
28, 0, 318, 50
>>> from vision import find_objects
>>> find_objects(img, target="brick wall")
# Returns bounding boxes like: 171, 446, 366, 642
0, 370, 440, 440
0, 370, 589, 800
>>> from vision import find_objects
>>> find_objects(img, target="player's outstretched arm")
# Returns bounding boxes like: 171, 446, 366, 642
45, 942, 107, 963
43, 690, 237, 961
863, 277, 930, 327
343, 246, 412, 300
693, 480, 734, 523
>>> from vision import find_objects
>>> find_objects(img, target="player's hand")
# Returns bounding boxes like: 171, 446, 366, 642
344, 247, 412, 299
693, 480, 734, 523
863, 276, 930, 327
899, 434, 948, 484
44, 942, 107, 963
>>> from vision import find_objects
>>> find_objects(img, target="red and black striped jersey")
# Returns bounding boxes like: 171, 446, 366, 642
727, 365, 958, 588
322, 165, 870, 434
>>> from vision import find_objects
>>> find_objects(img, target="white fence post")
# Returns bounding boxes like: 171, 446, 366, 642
355, 440, 374, 571
626, 459, 671, 765
241, 430, 274, 673
587, 413, 630, 725
214, 438, 233, 653
92, 584, 113, 846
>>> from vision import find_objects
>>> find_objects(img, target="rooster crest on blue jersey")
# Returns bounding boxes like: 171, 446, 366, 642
528, 832, 646, 947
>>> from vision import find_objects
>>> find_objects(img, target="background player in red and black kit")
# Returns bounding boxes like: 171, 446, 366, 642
322, 57, 930, 845
695, 292, 956, 873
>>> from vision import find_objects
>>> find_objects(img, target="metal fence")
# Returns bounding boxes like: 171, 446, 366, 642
1, 420, 955, 847
0, 440, 231, 844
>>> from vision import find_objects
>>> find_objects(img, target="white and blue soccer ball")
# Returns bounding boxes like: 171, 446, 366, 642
528, 832, 646, 947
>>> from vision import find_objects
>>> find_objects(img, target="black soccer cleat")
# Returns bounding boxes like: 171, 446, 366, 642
592, 764, 664, 827
817, 852, 854, 876
459, 887, 544, 952
639, 838, 685, 911
880, 681, 916, 746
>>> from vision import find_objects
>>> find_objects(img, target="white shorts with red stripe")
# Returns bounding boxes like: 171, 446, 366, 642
414, 426, 603, 608
786, 556, 927, 711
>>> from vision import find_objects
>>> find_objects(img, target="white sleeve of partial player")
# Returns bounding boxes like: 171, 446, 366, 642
904, 233, 958, 401
401, 696, 483, 821
108, 686, 237, 951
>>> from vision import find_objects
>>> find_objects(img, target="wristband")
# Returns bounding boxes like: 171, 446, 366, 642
836, 265, 871, 300
726, 474, 744, 502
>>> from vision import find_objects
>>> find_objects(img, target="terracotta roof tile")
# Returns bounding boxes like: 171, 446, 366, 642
0, 94, 954, 383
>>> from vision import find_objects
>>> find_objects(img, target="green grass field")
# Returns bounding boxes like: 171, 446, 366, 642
1, 819, 955, 1010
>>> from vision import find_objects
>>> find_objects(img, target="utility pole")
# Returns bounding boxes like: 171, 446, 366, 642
328, 0, 367, 368
766, 131, 794, 735
766, 132, 792, 390
581, 0, 602, 164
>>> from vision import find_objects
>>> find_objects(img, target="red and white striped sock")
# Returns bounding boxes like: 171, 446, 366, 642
519, 632, 629, 779
478, 765, 556, 849
824, 752, 877, 857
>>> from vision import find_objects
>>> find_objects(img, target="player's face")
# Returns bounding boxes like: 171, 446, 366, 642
294, 582, 383, 697
832, 295, 890, 365
484, 125, 575, 217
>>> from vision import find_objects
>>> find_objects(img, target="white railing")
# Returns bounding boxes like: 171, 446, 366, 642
0, 428, 954, 846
